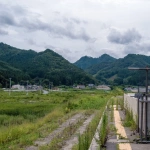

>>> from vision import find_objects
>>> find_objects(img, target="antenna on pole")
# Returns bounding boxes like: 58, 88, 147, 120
128, 67, 150, 142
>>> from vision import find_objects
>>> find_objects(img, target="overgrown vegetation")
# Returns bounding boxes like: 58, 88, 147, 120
73, 110, 104, 150
0, 88, 122, 149
99, 112, 108, 148
123, 108, 137, 130
110, 105, 114, 122
118, 96, 124, 110
40, 114, 86, 150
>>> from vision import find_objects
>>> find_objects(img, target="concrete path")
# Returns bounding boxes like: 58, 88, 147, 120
88, 111, 105, 150
61, 114, 95, 150
114, 108, 128, 139
106, 105, 150, 150
26, 113, 84, 150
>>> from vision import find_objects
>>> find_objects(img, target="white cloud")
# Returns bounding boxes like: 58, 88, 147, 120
0, 0, 150, 62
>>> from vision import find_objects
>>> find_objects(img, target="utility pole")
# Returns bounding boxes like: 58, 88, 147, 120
26, 80, 28, 95
49, 81, 50, 92
40, 80, 42, 94
9, 78, 11, 95
6, 81, 7, 89
51, 82, 53, 91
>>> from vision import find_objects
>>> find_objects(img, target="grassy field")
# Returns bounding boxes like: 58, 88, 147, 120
0, 88, 123, 149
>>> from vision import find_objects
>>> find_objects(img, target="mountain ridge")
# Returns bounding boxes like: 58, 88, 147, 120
74, 53, 116, 69
1, 42, 150, 87
77, 53, 150, 85
0, 42, 97, 87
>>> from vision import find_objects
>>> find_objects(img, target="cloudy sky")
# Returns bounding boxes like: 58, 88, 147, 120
0, 0, 150, 62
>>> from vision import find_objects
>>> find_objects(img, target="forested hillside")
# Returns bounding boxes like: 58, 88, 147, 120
0, 61, 29, 87
0, 43, 97, 87
76, 54, 150, 86
74, 54, 116, 69
1, 42, 150, 87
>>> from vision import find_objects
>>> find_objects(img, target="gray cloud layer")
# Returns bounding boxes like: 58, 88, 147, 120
124, 42, 150, 54
19, 18, 91, 41
0, 11, 16, 26
1, 0, 150, 62
0, 4, 91, 41
0, 28, 8, 35
107, 28, 142, 44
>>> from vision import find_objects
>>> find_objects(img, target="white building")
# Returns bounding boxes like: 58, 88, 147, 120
88, 84, 95, 88
76, 85, 85, 89
11, 84, 25, 90
96, 85, 110, 90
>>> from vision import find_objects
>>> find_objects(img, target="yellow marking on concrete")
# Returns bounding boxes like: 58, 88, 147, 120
119, 143, 132, 150
114, 106, 132, 150
114, 109, 127, 138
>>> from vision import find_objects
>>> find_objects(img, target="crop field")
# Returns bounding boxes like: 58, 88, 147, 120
0, 88, 123, 150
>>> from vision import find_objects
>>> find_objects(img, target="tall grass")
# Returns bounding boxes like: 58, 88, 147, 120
123, 108, 137, 130
0, 109, 64, 146
116, 99, 118, 110
77, 110, 104, 150
110, 106, 114, 122
0, 88, 122, 149
99, 112, 108, 147
118, 96, 124, 110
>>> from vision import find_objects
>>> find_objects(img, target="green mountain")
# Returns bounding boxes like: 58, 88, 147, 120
77, 54, 150, 86
74, 54, 116, 69
0, 43, 97, 87
0, 60, 29, 88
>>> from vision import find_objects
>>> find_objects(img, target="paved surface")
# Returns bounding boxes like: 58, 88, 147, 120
106, 105, 150, 150
119, 143, 150, 150
129, 143, 150, 150
106, 135, 117, 150
114, 108, 128, 138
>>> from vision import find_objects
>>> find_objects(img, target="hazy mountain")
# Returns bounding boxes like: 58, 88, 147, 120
74, 54, 116, 69
0, 42, 97, 87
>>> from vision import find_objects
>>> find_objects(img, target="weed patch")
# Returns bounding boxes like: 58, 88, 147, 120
123, 109, 137, 130
99, 112, 108, 148
0, 89, 122, 149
